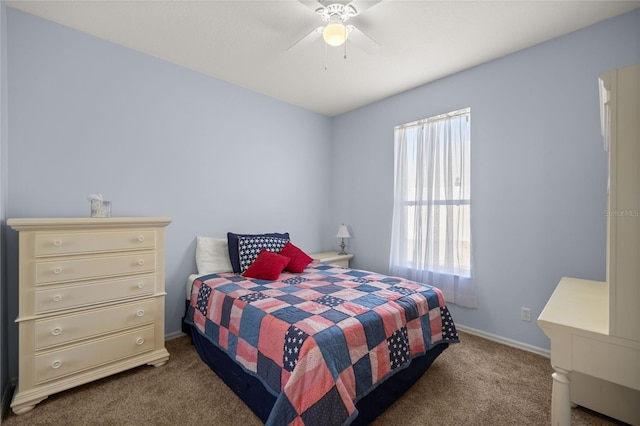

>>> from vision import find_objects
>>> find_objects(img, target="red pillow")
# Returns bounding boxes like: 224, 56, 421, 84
242, 249, 290, 280
279, 242, 313, 273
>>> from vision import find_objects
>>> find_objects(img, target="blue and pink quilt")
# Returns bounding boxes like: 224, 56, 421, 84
184, 261, 458, 425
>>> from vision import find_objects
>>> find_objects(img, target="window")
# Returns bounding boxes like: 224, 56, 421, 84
389, 108, 476, 307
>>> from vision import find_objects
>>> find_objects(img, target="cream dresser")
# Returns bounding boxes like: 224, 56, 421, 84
8, 217, 171, 415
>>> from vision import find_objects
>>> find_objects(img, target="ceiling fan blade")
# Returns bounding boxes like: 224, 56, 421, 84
347, 0, 382, 15
287, 26, 324, 52
297, 0, 325, 13
347, 25, 380, 54
298, 0, 383, 14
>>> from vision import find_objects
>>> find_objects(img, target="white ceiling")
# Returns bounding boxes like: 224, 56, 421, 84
7, 0, 639, 116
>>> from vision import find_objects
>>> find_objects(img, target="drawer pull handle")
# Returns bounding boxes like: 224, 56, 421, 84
51, 360, 62, 369
136, 337, 145, 345
53, 267, 62, 274
53, 295, 62, 302
137, 260, 145, 266
53, 240, 63, 247
136, 309, 145, 317
51, 327, 62, 336
137, 282, 145, 289
137, 236, 145, 242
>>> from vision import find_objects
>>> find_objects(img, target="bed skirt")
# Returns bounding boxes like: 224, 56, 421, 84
184, 318, 448, 425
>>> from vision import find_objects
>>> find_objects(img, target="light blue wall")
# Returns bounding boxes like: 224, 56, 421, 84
0, 0, 8, 414
330, 9, 640, 350
5, 8, 332, 377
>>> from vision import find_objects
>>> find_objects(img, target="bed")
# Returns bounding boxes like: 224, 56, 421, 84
182, 234, 459, 425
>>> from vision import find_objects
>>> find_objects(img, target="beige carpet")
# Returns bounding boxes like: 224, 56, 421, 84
2, 331, 624, 426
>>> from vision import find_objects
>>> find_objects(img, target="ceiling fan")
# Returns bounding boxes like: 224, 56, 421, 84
288, 0, 382, 55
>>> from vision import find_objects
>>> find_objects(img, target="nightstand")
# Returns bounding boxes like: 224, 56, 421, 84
311, 252, 354, 268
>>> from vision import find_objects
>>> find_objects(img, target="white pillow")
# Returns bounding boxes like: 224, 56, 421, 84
195, 236, 233, 275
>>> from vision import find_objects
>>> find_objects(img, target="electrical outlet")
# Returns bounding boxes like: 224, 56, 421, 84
520, 307, 532, 322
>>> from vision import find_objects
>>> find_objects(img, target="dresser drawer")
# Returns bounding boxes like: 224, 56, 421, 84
35, 325, 156, 384
35, 253, 156, 285
35, 230, 156, 257
35, 299, 156, 349
35, 275, 155, 314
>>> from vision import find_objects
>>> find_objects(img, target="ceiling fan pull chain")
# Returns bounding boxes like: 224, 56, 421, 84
325, 42, 328, 71
344, 39, 348, 60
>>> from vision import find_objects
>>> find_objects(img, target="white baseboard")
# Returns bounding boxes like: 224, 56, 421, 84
456, 324, 550, 358
165, 330, 187, 341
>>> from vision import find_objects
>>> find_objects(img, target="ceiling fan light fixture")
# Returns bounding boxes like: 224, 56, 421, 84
323, 22, 348, 47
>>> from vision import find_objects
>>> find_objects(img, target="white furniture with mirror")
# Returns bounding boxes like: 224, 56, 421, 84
538, 64, 640, 425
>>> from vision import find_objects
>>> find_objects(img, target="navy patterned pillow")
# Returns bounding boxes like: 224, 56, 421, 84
227, 232, 289, 273
237, 235, 290, 273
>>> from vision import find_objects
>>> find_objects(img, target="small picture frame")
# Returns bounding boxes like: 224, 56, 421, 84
91, 200, 112, 218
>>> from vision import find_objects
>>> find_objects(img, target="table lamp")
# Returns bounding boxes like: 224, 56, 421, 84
336, 224, 351, 255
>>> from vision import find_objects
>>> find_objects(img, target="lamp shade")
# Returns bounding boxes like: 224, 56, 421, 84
336, 224, 351, 239
323, 23, 348, 47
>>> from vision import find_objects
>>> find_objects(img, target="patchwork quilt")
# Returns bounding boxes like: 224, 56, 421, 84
184, 261, 459, 426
